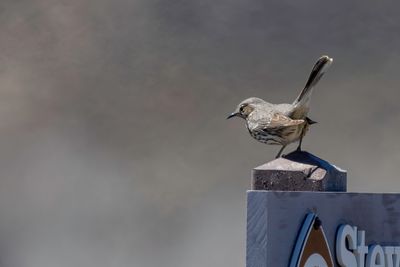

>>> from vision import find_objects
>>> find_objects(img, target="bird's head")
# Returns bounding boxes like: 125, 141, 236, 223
227, 97, 265, 120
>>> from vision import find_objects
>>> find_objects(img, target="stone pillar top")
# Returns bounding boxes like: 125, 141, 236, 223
251, 150, 347, 191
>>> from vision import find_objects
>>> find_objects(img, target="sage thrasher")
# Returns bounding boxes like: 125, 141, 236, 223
227, 55, 333, 158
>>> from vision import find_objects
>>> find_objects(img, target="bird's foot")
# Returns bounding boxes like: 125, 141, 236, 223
275, 145, 287, 159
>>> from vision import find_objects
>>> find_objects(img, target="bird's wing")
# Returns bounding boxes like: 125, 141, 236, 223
268, 113, 304, 128
249, 112, 304, 135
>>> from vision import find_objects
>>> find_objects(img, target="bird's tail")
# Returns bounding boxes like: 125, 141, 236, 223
292, 55, 333, 108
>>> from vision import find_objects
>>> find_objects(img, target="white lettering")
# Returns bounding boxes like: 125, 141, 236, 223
366, 245, 385, 267
355, 230, 368, 267
384, 246, 395, 267
393, 247, 400, 267
336, 225, 400, 267
337, 225, 357, 267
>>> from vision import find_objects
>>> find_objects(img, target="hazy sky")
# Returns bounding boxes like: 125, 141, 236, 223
1, 0, 400, 266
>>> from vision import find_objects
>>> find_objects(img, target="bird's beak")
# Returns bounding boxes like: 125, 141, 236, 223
227, 112, 238, 119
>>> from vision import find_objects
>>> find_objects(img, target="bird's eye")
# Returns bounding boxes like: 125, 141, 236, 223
239, 105, 245, 113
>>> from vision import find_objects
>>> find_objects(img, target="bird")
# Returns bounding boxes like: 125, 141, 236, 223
227, 55, 333, 158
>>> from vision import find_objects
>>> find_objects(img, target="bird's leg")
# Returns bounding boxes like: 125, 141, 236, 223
297, 124, 307, 152
296, 136, 303, 151
275, 145, 287, 158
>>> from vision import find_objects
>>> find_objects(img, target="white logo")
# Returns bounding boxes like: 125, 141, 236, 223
290, 213, 334, 267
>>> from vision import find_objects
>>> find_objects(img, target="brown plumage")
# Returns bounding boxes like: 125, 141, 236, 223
227, 55, 333, 158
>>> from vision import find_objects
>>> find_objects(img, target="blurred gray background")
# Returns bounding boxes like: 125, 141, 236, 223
1, 0, 400, 266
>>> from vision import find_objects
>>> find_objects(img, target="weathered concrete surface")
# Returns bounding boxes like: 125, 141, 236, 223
252, 151, 346, 191
246, 191, 400, 267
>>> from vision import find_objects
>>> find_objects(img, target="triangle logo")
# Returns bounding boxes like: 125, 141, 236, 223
289, 213, 334, 267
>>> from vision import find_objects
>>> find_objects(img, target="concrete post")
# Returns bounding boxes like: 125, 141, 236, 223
251, 150, 347, 192
246, 151, 349, 267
